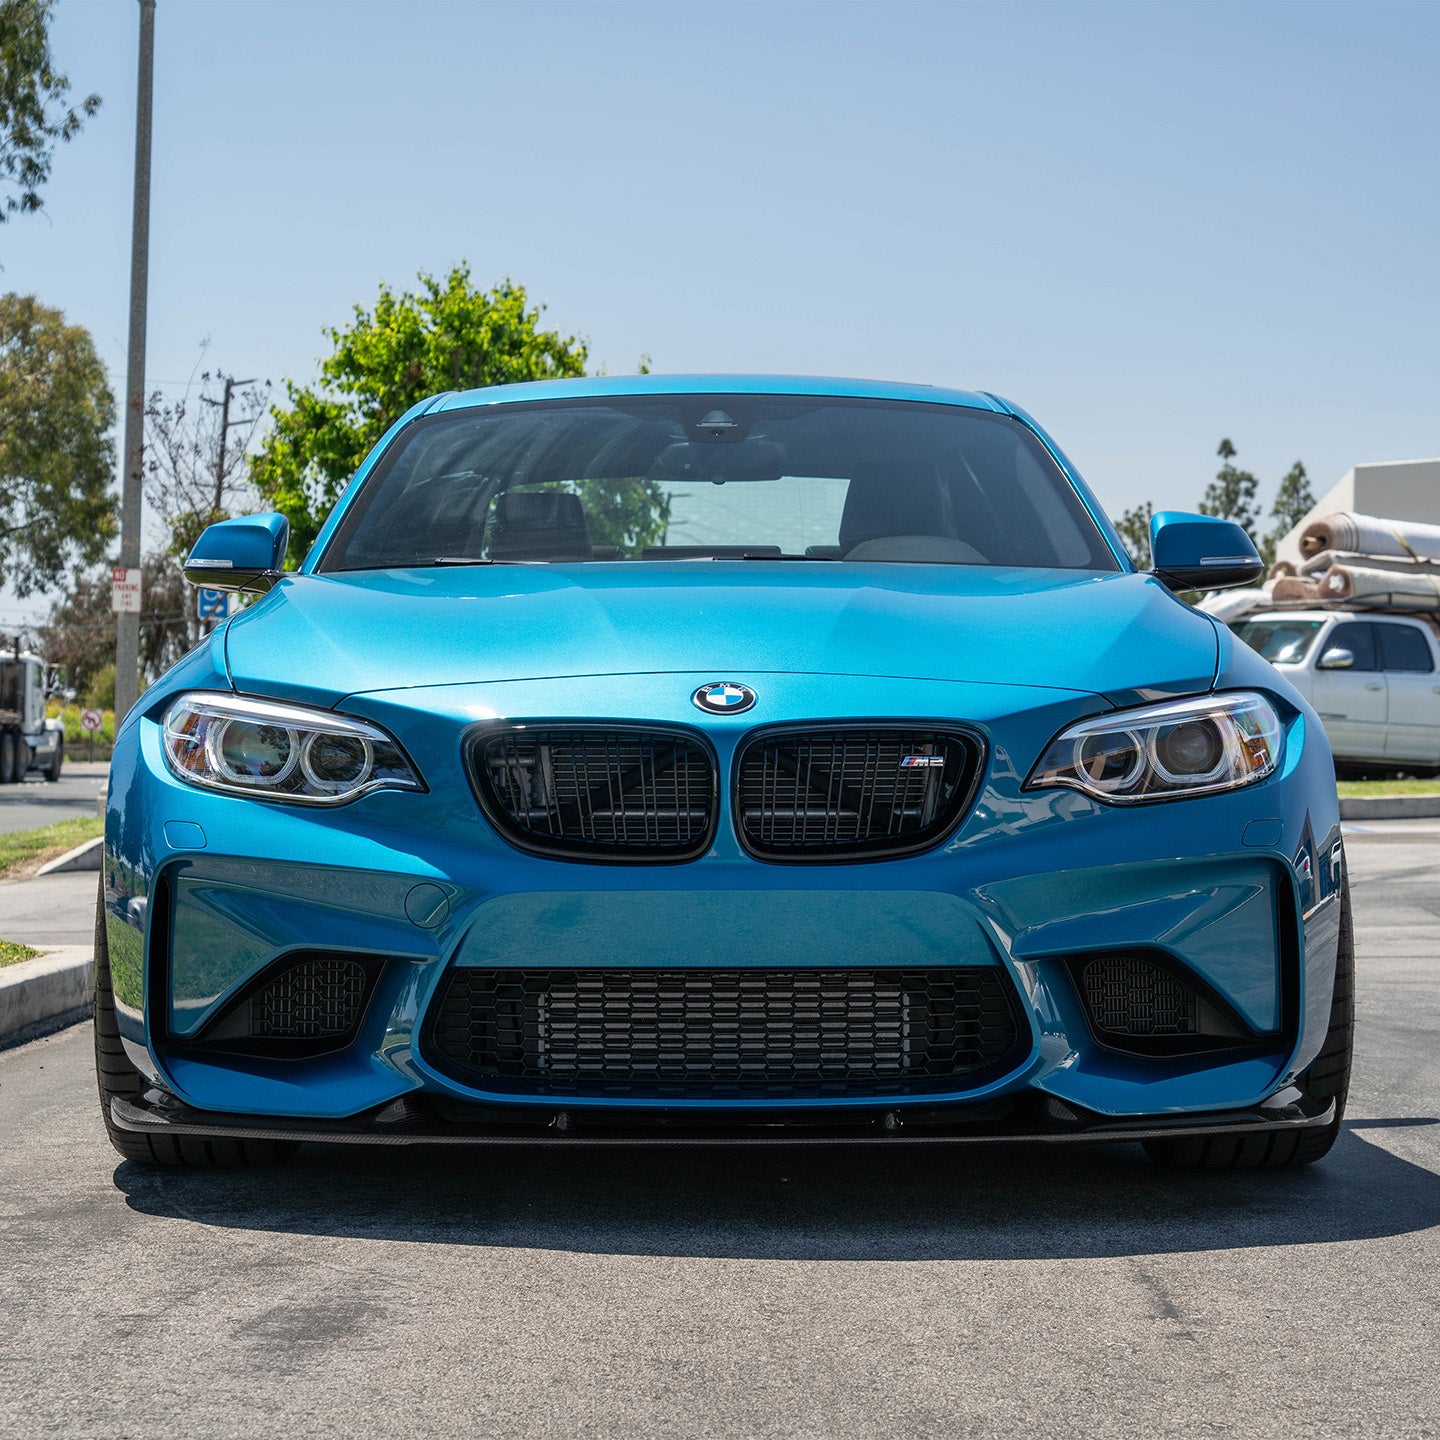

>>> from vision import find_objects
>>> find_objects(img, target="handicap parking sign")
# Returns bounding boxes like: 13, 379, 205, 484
197, 588, 231, 621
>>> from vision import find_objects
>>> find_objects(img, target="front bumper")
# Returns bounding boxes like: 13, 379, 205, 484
103, 669, 1345, 1134
110, 1086, 1337, 1147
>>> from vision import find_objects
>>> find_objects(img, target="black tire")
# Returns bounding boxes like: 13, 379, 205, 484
0, 732, 16, 784
43, 740, 62, 782
93, 880, 291, 1168
1144, 872, 1354, 1171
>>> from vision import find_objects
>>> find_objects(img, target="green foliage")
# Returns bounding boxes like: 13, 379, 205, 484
544, 479, 671, 558
0, 938, 39, 967
0, 293, 115, 593
252, 265, 590, 561
81, 659, 113, 710
1198, 437, 1260, 547
76, 664, 145, 714
1114, 501, 1153, 568
0, 0, 100, 221
1261, 460, 1316, 566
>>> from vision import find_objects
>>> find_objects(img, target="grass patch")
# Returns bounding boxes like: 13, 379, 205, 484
1336, 778, 1440, 798
0, 815, 104, 880
0, 939, 39, 968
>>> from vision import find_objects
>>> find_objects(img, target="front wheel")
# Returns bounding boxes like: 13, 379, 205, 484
93, 879, 291, 1168
43, 740, 62, 781
1144, 874, 1354, 1170
0, 732, 16, 784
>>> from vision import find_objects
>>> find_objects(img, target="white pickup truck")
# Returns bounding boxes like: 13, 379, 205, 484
1232, 609, 1440, 771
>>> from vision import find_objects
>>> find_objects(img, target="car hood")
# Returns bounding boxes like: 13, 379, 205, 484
222, 563, 1219, 707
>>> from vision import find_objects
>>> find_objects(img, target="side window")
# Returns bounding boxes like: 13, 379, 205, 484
1326, 622, 1378, 672
1377, 623, 1436, 674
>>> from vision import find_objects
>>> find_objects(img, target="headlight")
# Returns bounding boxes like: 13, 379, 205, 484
161, 694, 424, 805
1025, 692, 1281, 804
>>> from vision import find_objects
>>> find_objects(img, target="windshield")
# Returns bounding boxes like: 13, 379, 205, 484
1232, 618, 1326, 664
319, 395, 1119, 572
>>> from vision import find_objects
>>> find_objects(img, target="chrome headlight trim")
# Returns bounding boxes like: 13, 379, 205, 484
161, 692, 424, 806
1026, 692, 1282, 805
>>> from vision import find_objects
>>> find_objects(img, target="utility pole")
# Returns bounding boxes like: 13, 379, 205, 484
200, 374, 257, 516
115, 0, 155, 731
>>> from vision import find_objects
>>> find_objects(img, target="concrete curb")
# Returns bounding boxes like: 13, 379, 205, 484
1338, 795, 1440, 820
0, 945, 92, 1051
35, 836, 104, 876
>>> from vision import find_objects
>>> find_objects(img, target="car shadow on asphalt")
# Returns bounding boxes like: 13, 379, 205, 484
114, 1119, 1440, 1261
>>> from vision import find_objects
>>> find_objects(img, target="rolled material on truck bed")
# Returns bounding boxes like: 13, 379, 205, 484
1300, 512, 1440, 561
1271, 576, 1321, 602
1196, 582, 1277, 622
1300, 549, 1440, 578
1316, 563, 1440, 610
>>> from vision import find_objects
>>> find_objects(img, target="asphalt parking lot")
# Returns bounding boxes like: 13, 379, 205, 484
0, 836, 1435, 1439
0, 761, 107, 836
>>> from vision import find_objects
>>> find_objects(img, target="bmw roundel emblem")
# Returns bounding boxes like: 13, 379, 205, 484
692, 681, 756, 715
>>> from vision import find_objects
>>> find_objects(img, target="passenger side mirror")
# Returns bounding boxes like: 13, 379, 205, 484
1149, 512, 1264, 593
1317, 647, 1355, 671
184, 513, 290, 593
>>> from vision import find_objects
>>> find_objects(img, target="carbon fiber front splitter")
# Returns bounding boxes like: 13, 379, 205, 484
110, 1087, 1336, 1148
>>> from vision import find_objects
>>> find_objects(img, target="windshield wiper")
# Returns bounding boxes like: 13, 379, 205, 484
734, 551, 841, 561
424, 557, 521, 566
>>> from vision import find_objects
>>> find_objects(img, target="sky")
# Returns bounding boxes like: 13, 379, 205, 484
3, 0, 1438, 627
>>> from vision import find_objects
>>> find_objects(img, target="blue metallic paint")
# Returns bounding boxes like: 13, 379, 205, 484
105, 377, 1344, 1139
222, 566, 1218, 708
185, 510, 289, 578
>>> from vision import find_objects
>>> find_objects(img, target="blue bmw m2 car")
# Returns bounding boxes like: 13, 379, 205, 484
96, 376, 1351, 1170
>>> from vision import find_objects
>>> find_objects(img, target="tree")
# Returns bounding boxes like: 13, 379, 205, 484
1198, 438, 1260, 549
1114, 501, 1153, 568
252, 265, 590, 560
146, 368, 270, 557
0, 0, 100, 222
0, 292, 115, 593
37, 552, 190, 695
1261, 460, 1315, 566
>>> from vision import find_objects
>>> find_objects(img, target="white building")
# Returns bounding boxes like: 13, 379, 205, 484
1274, 457, 1440, 566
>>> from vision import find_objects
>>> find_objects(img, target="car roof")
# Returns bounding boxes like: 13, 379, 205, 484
1244, 610, 1428, 624
429, 373, 1007, 414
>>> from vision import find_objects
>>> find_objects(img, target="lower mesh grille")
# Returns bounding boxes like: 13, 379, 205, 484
249, 956, 369, 1039
1080, 955, 1199, 1036
424, 967, 1025, 1098
193, 952, 377, 1057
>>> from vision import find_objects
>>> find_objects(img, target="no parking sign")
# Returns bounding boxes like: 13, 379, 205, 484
80, 709, 103, 733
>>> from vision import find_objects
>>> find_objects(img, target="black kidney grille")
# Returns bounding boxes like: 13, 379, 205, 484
1081, 955, 1199, 1036
249, 956, 369, 1039
735, 728, 980, 859
474, 728, 716, 860
424, 967, 1024, 1099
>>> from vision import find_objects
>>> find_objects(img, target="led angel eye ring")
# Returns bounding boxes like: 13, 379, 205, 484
300, 732, 374, 792
1148, 720, 1232, 787
206, 715, 301, 787
1070, 729, 1146, 793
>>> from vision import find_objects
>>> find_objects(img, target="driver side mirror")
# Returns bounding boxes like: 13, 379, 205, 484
1317, 648, 1355, 670
1149, 511, 1263, 592
184, 512, 290, 593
